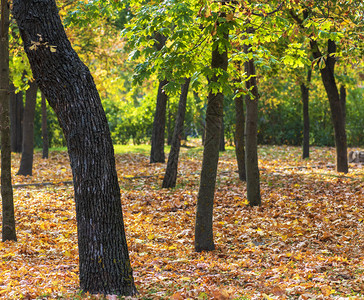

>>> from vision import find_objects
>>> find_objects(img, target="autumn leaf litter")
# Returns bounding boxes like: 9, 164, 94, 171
0, 145, 363, 299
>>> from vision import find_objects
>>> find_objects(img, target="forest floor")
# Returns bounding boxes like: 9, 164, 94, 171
0, 144, 363, 299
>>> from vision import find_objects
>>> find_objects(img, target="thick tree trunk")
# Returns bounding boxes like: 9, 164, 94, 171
41, 92, 49, 159
13, 0, 137, 295
195, 31, 228, 252
1, 0, 17, 242
150, 79, 168, 163
244, 41, 261, 207
301, 69, 311, 159
340, 84, 346, 126
162, 78, 190, 188
17, 80, 37, 176
310, 39, 348, 173
219, 118, 225, 152
235, 94, 246, 181
9, 84, 23, 153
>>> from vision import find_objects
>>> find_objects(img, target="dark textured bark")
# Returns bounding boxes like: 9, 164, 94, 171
310, 39, 348, 173
195, 30, 228, 252
301, 69, 311, 159
235, 94, 246, 181
162, 78, 190, 188
1, 0, 17, 242
150, 79, 168, 163
17, 80, 37, 176
41, 92, 49, 159
150, 33, 168, 163
244, 41, 261, 207
219, 118, 225, 152
13, 0, 137, 295
9, 84, 23, 153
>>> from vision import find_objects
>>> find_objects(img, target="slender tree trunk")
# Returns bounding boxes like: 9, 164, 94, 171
17, 80, 37, 176
310, 39, 348, 173
244, 40, 261, 207
162, 78, 190, 188
41, 92, 49, 159
9, 84, 23, 153
235, 94, 246, 181
150, 79, 168, 163
13, 0, 137, 295
301, 69, 311, 159
195, 29, 228, 252
219, 118, 225, 151
1, 0, 16, 242
150, 32, 168, 163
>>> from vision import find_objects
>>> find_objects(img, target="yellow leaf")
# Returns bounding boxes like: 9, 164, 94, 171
147, 234, 155, 240
226, 12, 234, 21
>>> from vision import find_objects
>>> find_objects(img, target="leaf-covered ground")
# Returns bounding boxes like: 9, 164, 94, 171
0, 144, 363, 299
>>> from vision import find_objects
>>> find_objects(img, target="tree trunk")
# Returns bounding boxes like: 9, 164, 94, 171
1, 0, 17, 242
244, 40, 261, 207
41, 92, 49, 159
235, 94, 246, 181
13, 0, 137, 296
340, 84, 346, 126
150, 79, 168, 163
9, 83, 23, 153
17, 80, 37, 176
167, 100, 172, 145
301, 68, 311, 159
195, 30, 228, 252
310, 39, 348, 173
162, 78, 190, 188
219, 118, 225, 151
150, 32, 168, 163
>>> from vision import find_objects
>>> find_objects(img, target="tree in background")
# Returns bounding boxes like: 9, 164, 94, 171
162, 78, 191, 188
244, 35, 261, 207
1, 0, 17, 242
17, 80, 37, 176
9, 84, 23, 153
13, 0, 137, 295
287, 1, 363, 173
301, 68, 312, 159
235, 92, 246, 181
150, 33, 169, 163
41, 92, 49, 159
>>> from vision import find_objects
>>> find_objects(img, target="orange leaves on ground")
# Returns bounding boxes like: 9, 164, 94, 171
0, 145, 363, 299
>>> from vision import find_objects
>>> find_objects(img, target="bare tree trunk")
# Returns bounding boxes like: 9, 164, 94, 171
9, 83, 23, 153
150, 79, 168, 163
41, 92, 49, 158
301, 68, 311, 159
150, 33, 168, 163
310, 39, 348, 173
195, 28, 228, 252
1, 0, 16, 242
235, 94, 246, 181
17, 80, 37, 176
13, 0, 137, 295
244, 38, 261, 207
162, 78, 190, 188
